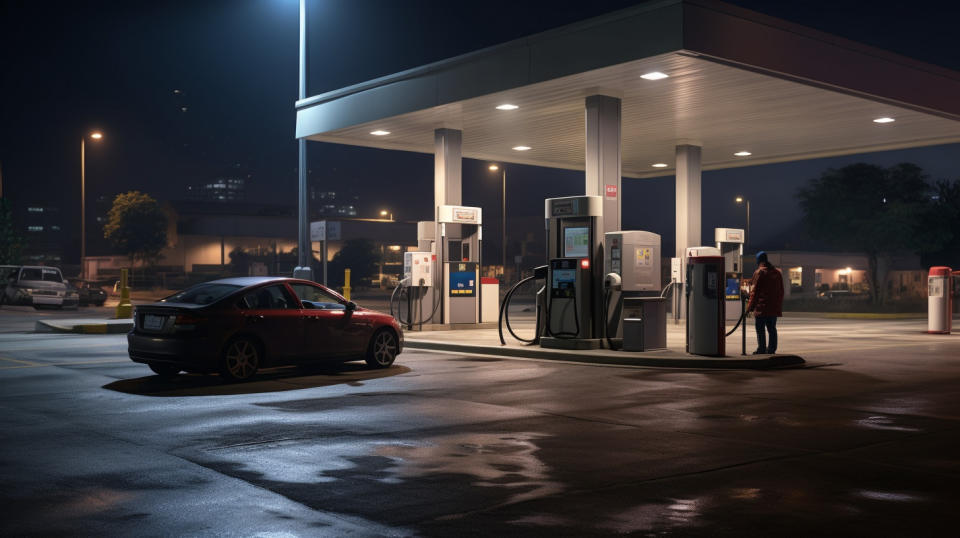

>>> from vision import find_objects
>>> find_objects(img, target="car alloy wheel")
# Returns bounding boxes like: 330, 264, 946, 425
221, 337, 261, 381
366, 329, 398, 368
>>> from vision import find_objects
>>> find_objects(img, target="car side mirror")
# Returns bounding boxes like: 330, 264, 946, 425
345, 301, 357, 311
301, 301, 317, 309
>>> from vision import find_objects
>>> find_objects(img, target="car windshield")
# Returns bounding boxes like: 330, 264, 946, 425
163, 284, 242, 305
19, 268, 62, 282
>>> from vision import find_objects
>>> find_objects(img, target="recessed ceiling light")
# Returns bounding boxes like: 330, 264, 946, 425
370, 130, 390, 136
496, 104, 519, 110
734, 151, 752, 157
512, 146, 531, 151
641, 71, 669, 80
873, 117, 895, 124
651, 163, 668, 168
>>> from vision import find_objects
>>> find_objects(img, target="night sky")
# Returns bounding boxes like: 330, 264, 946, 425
2, 0, 958, 262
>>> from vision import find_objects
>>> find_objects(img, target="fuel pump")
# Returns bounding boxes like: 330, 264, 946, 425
603, 231, 667, 351
437, 205, 482, 324
391, 251, 434, 330
685, 247, 725, 356
927, 266, 955, 334
541, 196, 603, 349
715, 228, 745, 321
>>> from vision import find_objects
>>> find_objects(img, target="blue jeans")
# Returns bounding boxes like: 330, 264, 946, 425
755, 316, 778, 354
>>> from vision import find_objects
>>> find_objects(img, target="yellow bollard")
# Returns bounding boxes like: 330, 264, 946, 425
115, 268, 133, 319
343, 268, 351, 301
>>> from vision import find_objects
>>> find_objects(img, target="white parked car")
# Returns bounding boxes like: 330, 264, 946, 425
1, 266, 78, 309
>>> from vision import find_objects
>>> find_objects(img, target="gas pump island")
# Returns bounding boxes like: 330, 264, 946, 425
537, 195, 668, 351
398, 205, 483, 328
399, 196, 738, 359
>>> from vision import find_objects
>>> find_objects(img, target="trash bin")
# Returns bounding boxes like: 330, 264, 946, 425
623, 318, 645, 351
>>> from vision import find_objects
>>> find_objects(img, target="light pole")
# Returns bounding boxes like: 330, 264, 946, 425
379, 209, 394, 221
81, 131, 103, 279
735, 196, 750, 253
488, 164, 506, 279
294, 0, 313, 281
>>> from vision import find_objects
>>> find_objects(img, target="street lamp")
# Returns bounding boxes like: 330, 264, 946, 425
81, 131, 104, 279
294, 0, 313, 282
379, 209, 393, 221
488, 164, 506, 279
735, 196, 750, 253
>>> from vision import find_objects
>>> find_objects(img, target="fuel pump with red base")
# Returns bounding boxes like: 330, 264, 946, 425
685, 247, 726, 356
927, 266, 955, 334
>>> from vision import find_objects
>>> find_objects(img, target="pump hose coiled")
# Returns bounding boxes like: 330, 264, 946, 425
498, 275, 542, 345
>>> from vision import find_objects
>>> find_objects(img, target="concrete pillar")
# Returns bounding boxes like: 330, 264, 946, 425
433, 128, 462, 324
584, 95, 621, 235
434, 128, 462, 208
675, 144, 702, 258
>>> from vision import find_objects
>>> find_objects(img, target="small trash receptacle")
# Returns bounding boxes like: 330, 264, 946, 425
623, 318, 645, 351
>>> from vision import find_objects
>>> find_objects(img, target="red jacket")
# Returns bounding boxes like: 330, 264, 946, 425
747, 264, 784, 317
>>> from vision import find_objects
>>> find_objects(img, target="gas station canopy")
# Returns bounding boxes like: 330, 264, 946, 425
296, 0, 960, 177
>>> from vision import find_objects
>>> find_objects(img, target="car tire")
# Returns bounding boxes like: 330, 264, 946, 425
96, 301, 106, 307
149, 364, 181, 378
220, 336, 261, 382
365, 328, 398, 368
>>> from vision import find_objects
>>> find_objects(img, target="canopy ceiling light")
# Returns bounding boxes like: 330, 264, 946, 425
640, 71, 669, 80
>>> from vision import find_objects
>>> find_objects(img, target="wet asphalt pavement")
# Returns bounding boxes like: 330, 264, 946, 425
1, 305, 959, 536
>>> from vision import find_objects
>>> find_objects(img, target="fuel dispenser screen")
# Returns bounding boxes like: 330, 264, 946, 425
564, 227, 590, 258
551, 259, 578, 298
449, 271, 475, 297
725, 278, 740, 300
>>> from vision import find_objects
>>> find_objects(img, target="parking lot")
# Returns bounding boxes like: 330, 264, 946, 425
1, 304, 959, 536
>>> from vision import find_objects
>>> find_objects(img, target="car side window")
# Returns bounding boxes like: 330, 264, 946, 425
239, 284, 297, 310
289, 283, 345, 310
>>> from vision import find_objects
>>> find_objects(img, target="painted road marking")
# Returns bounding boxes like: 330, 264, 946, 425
0, 356, 42, 367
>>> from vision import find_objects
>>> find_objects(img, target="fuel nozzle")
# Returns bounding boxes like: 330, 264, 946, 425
603, 273, 622, 292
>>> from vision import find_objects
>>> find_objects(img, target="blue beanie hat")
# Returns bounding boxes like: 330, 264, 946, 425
756, 251, 768, 264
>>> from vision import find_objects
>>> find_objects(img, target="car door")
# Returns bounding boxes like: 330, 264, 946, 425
237, 284, 303, 364
289, 283, 368, 359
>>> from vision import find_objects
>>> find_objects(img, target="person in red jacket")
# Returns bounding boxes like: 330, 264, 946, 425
747, 251, 784, 354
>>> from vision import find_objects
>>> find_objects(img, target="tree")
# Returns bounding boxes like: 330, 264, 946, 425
0, 198, 24, 264
921, 178, 960, 268
103, 191, 168, 268
796, 163, 944, 304
327, 239, 378, 288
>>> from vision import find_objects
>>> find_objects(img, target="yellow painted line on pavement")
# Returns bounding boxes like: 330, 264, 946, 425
0, 356, 42, 367
0, 358, 131, 370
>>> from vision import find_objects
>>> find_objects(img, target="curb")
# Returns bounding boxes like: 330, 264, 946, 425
404, 340, 805, 369
35, 320, 134, 334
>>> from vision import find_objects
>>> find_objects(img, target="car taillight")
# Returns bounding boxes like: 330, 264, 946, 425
174, 314, 206, 331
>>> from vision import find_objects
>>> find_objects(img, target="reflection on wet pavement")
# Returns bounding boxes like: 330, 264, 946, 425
855, 415, 923, 433
374, 432, 563, 505
599, 497, 704, 533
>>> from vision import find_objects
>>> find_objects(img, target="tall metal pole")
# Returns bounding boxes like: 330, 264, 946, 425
501, 168, 506, 280
80, 138, 86, 280
745, 199, 751, 253
295, 0, 313, 281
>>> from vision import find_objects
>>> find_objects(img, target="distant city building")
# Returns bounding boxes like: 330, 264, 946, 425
186, 177, 246, 202
308, 187, 358, 217
18, 204, 63, 265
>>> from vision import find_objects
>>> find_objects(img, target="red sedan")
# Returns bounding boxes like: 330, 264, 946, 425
127, 277, 403, 381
